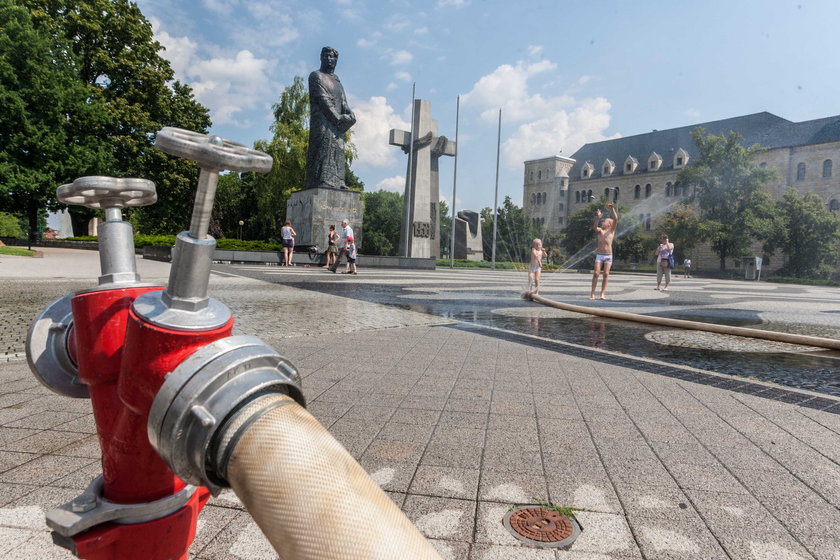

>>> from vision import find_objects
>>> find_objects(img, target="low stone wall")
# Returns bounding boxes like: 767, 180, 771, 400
143, 246, 436, 270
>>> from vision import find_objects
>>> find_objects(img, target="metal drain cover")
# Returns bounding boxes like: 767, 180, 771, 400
502, 506, 581, 548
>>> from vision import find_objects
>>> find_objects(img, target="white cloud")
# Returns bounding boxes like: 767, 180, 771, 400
415, 26, 429, 35
502, 97, 618, 167
394, 71, 412, 82
527, 45, 543, 57
462, 57, 616, 167
389, 50, 413, 65
436, 0, 469, 7
351, 96, 411, 167
686, 108, 701, 118
376, 175, 406, 192
151, 19, 272, 126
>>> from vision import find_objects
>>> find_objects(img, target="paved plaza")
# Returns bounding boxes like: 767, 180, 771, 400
1, 247, 840, 559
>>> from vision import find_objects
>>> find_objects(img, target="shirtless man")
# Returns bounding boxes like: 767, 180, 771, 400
590, 203, 618, 300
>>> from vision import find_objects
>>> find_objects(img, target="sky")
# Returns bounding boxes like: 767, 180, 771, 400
134, 0, 840, 214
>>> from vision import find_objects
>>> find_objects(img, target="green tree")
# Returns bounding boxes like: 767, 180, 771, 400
0, 212, 23, 237
0, 0, 112, 241
439, 199, 451, 258
361, 190, 403, 256
655, 204, 703, 261
22, 0, 211, 235
763, 189, 840, 278
480, 196, 538, 263
677, 128, 778, 270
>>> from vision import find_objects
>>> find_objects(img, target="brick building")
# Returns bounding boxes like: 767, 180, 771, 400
523, 112, 840, 271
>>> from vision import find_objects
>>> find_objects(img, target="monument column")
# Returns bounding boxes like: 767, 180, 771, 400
390, 99, 455, 258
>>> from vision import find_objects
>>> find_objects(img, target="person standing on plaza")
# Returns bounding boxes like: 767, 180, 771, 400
527, 238, 547, 296
323, 224, 338, 269
655, 235, 675, 291
281, 220, 296, 266
683, 257, 692, 278
329, 219, 353, 273
590, 203, 618, 300
344, 236, 358, 274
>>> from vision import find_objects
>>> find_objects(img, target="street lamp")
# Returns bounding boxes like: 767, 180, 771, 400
238, 220, 244, 240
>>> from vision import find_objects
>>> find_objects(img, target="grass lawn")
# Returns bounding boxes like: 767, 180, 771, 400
0, 246, 37, 257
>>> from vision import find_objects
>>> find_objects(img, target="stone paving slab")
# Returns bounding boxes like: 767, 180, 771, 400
1, 248, 839, 558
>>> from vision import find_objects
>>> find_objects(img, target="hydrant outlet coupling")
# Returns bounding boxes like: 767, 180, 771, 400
148, 335, 304, 494
26, 295, 86, 398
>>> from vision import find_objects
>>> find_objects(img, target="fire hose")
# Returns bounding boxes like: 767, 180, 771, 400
528, 293, 840, 351
27, 128, 442, 560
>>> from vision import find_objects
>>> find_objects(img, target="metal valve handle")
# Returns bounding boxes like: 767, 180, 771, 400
57, 176, 157, 212
155, 127, 273, 173
56, 176, 157, 286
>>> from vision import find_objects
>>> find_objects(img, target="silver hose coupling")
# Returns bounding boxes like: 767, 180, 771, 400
133, 128, 273, 331
57, 176, 157, 287
148, 336, 304, 494
26, 295, 87, 398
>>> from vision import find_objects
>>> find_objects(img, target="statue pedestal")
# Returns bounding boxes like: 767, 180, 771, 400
286, 188, 363, 248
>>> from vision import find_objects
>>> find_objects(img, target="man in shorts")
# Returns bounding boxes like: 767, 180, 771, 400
590, 203, 618, 300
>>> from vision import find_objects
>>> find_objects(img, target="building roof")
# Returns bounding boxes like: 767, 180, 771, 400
566, 112, 840, 180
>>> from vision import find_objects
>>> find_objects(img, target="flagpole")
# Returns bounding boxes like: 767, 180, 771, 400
449, 96, 460, 268
491, 108, 501, 270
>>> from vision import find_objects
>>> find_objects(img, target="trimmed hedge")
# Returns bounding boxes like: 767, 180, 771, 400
64, 236, 283, 252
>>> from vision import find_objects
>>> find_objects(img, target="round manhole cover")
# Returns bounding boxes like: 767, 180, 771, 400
502, 506, 581, 548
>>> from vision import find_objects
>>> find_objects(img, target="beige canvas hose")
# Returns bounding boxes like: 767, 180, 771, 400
220, 393, 442, 560
529, 293, 840, 350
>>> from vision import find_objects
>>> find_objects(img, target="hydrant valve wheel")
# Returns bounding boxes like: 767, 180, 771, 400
57, 177, 157, 209
155, 127, 273, 173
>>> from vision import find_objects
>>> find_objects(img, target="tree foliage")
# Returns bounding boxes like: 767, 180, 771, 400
13, 0, 211, 235
677, 128, 778, 269
361, 190, 403, 256
763, 189, 840, 278
0, 0, 112, 238
480, 196, 539, 263
654, 204, 703, 260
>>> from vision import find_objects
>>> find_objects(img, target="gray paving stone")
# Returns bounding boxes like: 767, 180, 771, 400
409, 465, 480, 500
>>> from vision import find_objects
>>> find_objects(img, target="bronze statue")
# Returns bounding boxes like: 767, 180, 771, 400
306, 46, 356, 189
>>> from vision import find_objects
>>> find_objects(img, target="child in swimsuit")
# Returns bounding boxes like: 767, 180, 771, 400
528, 238, 548, 295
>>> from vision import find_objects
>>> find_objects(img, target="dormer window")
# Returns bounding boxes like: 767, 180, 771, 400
674, 148, 689, 169
602, 159, 615, 176
624, 156, 638, 174
648, 152, 662, 171
581, 162, 594, 179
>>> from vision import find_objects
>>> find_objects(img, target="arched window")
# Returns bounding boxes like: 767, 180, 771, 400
666, 182, 672, 197
645, 184, 652, 198
530, 171, 534, 182
634, 185, 641, 199
797, 162, 806, 181
824, 159, 833, 178
604, 188, 610, 199
542, 192, 547, 204
530, 193, 536, 205
645, 214, 651, 231
613, 187, 619, 202
674, 183, 681, 197
587, 190, 593, 202
558, 202, 564, 211
830, 199, 839, 211
575, 191, 580, 203
538, 170, 542, 180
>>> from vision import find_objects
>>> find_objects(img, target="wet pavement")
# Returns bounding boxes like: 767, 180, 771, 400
2, 248, 840, 559
221, 264, 840, 398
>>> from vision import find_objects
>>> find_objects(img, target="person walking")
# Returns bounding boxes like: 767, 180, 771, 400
344, 236, 358, 274
655, 235, 675, 291
323, 224, 338, 269
329, 219, 353, 273
281, 221, 296, 266
590, 203, 618, 300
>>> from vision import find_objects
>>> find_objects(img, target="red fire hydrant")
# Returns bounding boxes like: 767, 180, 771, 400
27, 130, 278, 559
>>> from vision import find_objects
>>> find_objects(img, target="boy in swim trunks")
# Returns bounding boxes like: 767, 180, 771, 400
528, 238, 548, 295
591, 203, 618, 300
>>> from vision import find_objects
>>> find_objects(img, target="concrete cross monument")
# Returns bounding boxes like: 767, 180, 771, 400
389, 99, 456, 258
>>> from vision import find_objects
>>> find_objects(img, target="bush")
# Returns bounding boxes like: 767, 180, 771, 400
0, 213, 23, 237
